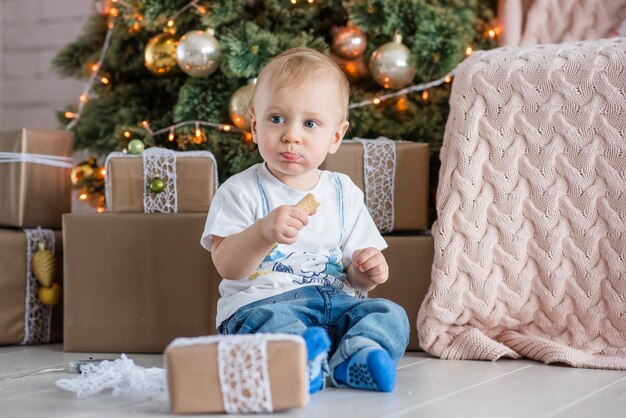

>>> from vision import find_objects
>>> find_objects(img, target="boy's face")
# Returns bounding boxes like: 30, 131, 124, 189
250, 74, 349, 190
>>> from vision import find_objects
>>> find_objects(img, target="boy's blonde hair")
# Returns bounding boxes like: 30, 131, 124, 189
249, 47, 350, 120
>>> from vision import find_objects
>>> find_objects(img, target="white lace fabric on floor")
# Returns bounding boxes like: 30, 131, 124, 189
22, 228, 54, 345
104, 148, 218, 213
349, 137, 397, 233
56, 334, 304, 414
55, 354, 166, 399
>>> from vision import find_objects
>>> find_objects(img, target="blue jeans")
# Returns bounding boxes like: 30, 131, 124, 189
218, 285, 410, 386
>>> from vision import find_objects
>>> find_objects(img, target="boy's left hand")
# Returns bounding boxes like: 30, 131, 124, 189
348, 247, 389, 292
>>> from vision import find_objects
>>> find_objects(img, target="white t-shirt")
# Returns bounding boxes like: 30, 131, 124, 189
201, 162, 387, 326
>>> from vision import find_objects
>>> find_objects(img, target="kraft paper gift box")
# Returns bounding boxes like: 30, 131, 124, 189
105, 148, 217, 213
321, 138, 429, 233
0, 229, 64, 345
166, 334, 308, 414
369, 234, 434, 351
0, 129, 74, 229
63, 213, 219, 353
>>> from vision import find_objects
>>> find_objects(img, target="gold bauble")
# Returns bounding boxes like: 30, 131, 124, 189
31, 243, 56, 288
70, 157, 98, 188
330, 53, 369, 82
332, 25, 367, 59
145, 32, 179, 76
369, 33, 416, 89
176, 29, 221, 77
229, 78, 257, 131
38, 283, 62, 306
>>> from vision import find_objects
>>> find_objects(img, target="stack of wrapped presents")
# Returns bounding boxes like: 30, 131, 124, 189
0, 129, 73, 346
62, 138, 432, 353
63, 147, 220, 352
321, 138, 433, 350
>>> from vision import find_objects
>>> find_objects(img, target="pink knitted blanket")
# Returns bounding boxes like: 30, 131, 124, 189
498, 0, 626, 46
417, 38, 626, 370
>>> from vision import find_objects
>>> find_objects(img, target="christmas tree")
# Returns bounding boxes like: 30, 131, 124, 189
53, 0, 497, 210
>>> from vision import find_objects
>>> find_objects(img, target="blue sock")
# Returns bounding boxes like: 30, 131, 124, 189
333, 347, 396, 392
302, 327, 331, 394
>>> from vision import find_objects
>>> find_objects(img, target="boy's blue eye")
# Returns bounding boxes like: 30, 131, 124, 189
304, 120, 318, 128
270, 115, 284, 124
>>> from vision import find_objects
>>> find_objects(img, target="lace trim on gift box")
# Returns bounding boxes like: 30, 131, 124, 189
142, 147, 177, 213
168, 334, 305, 413
352, 137, 397, 233
104, 149, 218, 213
22, 228, 54, 345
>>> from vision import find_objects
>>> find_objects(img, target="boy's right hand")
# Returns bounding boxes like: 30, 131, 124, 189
260, 205, 309, 245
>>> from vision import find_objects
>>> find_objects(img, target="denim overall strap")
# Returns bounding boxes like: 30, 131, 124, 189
332, 172, 345, 243
255, 170, 270, 217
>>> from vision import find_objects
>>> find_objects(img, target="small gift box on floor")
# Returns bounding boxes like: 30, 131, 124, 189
0, 129, 73, 228
166, 334, 308, 414
0, 228, 63, 345
320, 138, 430, 232
63, 213, 219, 353
105, 147, 218, 213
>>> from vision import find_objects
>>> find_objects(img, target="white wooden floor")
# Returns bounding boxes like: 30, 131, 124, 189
1, 344, 625, 418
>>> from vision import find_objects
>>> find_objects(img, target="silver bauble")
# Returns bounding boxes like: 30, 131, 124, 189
369, 34, 416, 89
229, 79, 257, 131
176, 29, 221, 77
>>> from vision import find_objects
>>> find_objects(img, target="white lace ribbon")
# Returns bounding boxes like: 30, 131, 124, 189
56, 354, 166, 399
104, 148, 218, 213
0, 152, 73, 168
142, 147, 178, 213
22, 228, 54, 345
351, 137, 397, 233
167, 334, 305, 413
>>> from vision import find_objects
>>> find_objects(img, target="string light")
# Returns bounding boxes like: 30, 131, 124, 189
488, 29, 496, 38
193, 3, 207, 14
123, 130, 131, 138
141, 120, 154, 136
64, 111, 79, 119
422, 90, 429, 101
290, 0, 297, 4
165, 0, 201, 32
465, 46, 474, 56
349, 68, 456, 109
79, 193, 88, 200
140, 120, 242, 142
65, 23, 114, 130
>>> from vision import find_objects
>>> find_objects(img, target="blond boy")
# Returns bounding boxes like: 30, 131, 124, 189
201, 48, 409, 393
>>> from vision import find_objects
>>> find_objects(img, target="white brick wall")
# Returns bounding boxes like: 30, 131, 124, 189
0, 0, 92, 129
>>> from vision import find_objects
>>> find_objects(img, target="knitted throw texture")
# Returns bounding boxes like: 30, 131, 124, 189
417, 38, 626, 370
498, 0, 626, 47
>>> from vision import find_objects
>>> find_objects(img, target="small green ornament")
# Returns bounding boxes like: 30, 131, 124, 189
149, 177, 165, 193
128, 139, 145, 155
